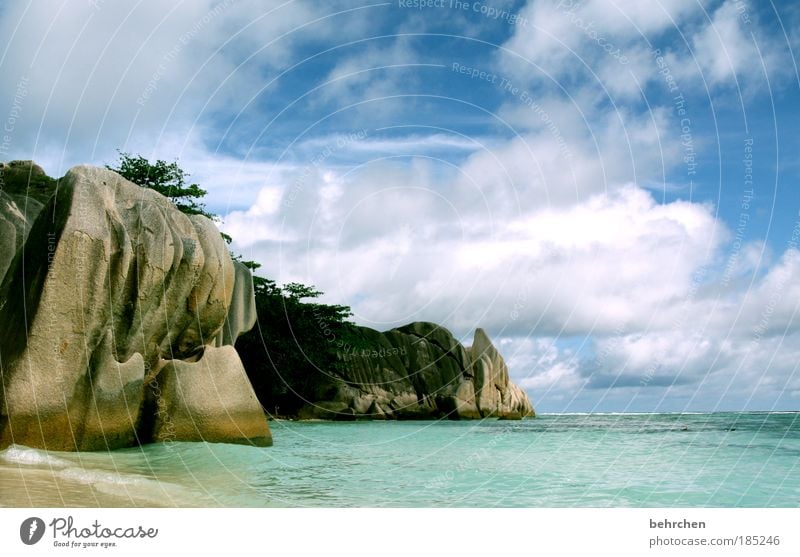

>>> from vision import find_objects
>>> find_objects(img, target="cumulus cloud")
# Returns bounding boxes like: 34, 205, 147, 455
499, 0, 701, 95
674, 0, 790, 93
225, 159, 725, 335
462, 102, 679, 205
498, 0, 787, 104
500, 246, 800, 412
0, 0, 375, 171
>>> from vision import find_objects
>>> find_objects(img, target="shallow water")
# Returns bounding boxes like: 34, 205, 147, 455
1, 412, 798, 507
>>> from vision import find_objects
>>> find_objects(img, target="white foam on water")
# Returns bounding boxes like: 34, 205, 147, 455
0, 444, 209, 506
57, 467, 209, 506
58, 467, 159, 487
0, 444, 73, 468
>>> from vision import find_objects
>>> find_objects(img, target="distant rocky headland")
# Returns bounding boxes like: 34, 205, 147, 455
288, 322, 534, 420
0, 161, 534, 452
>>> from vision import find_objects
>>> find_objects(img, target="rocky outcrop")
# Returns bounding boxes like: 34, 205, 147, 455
298, 322, 534, 420
0, 162, 271, 451
0, 161, 51, 281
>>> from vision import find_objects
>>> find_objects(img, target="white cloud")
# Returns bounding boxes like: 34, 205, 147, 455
317, 39, 417, 106
691, 1, 755, 86
670, 1, 787, 92
229, 157, 725, 335
498, 0, 702, 93
461, 102, 678, 206
498, 0, 787, 105
0, 0, 377, 171
509, 338, 584, 392
558, 0, 703, 37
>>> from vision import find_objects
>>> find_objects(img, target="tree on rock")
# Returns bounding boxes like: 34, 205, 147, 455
236, 276, 354, 417
107, 151, 231, 242
107, 151, 212, 217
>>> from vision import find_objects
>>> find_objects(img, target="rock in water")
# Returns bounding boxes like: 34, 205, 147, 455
0, 163, 271, 450
297, 322, 535, 420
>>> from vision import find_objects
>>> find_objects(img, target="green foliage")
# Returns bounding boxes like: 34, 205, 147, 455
237, 279, 353, 416
106, 151, 215, 220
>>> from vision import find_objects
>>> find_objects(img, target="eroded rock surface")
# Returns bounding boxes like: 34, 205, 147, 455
299, 322, 535, 420
0, 163, 270, 450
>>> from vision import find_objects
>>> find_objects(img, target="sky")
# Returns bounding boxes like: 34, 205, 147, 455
1, 0, 799, 412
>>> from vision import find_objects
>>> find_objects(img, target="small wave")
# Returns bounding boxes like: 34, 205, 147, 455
58, 467, 161, 488
0, 445, 72, 468
0, 444, 204, 506
56, 466, 201, 506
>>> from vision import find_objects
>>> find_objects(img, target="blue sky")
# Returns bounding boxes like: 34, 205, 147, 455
1, 0, 800, 412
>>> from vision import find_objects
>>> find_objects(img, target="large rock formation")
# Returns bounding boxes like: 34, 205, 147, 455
297, 322, 534, 420
0, 161, 271, 451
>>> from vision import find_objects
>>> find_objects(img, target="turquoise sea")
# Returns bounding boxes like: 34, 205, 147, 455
1, 412, 798, 507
